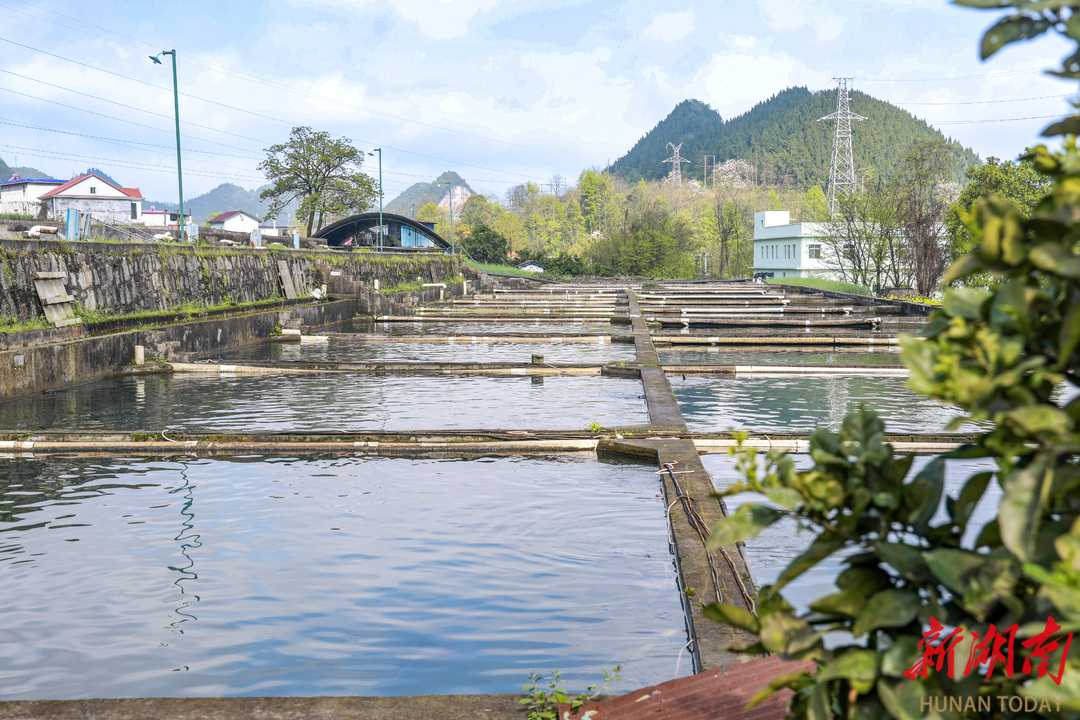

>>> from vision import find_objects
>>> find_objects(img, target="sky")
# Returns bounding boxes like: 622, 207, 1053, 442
0, 0, 1076, 207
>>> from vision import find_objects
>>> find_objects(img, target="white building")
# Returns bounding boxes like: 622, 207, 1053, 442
750, 211, 832, 280
208, 210, 261, 234
0, 178, 64, 217
39, 174, 143, 224
142, 208, 193, 228
259, 223, 288, 237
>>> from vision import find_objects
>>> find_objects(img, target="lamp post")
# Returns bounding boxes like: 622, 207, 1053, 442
438, 181, 455, 254
150, 50, 186, 244
368, 148, 383, 251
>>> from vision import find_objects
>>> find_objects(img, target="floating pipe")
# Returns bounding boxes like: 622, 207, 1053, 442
652, 335, 900, 345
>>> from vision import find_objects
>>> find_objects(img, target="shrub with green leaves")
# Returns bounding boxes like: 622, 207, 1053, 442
704, 3, 1080, 717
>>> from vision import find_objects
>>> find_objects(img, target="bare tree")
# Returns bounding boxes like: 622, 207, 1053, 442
897, 140, 954, 295
821, 184, 910, 294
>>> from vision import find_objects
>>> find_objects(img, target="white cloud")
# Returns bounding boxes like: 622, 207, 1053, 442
757, 0, 844, 42
694, 50, 831, 119
641, 10, 695, 42
731, 35, 758, 50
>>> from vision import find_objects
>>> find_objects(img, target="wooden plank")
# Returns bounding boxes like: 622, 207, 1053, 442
277, 260, 298, 300
31, 271, 67, 280
39, 293, 76, 305
53, 316, 83, 328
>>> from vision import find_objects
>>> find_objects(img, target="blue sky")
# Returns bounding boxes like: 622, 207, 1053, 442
0, 0, 1075, 205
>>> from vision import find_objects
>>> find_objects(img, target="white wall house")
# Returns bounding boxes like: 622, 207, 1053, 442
39, 174, 143, 224
208, 210, 261, 233
0, 179, 64, 217
142, 208, 192, 228
750, 211, 834, 280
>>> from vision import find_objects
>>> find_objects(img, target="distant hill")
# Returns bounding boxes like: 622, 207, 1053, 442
147, 183, 300, 225
609, 89, 981, 187
385, 171, 474, 217
0, 156, 55, 181
81, 167, 120, 186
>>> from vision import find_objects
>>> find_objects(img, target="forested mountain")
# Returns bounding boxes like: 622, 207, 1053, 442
385, 171, 474, 217
609, 89, 981, 187
147, 183, 299, 224
0, 156, 54, 181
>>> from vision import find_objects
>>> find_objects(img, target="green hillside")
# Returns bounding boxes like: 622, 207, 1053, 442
147, 183, 300, 225
609, 89, 981, 187
0, 156, 55, 181
385, 171, 473, 217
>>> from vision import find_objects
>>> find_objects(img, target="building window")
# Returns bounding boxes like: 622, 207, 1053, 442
90, 187, 96, 194
808, 244, 821, 259
130, 202, 137, 220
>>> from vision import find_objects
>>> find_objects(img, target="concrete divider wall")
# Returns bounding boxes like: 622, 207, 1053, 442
0, 300, 357, 402
0, 238, 468, 321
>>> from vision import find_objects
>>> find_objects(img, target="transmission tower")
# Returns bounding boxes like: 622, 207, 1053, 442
662, 142, 690, 189
818, 78, 866, 215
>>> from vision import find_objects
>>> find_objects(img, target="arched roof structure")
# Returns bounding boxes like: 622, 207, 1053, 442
313, 212, 449, 251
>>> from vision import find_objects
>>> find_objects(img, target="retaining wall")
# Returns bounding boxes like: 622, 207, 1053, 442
0, 300, 357, 402
0, 238, 469, 321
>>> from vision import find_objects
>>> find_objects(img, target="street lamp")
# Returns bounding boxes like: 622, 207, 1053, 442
368, 148, 383, 252
437, 181, 455, 255
150, 50, 186, 244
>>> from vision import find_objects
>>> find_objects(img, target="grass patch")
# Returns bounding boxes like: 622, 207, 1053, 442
0, 213, 38, 221
0, 316, 54, 334
463, 257, 542, 277
766, 277, 872, 296
379, 281, 424, 294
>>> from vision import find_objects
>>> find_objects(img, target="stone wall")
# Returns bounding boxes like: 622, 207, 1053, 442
0, 238, 473, 321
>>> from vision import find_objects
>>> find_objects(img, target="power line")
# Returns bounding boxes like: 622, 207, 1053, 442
930, 113, 1062, 125
900, 93, 1073, 106
0, 117, 262, 160
862, 67, 1047, 82
0, 144, 265, 183
0, 6, 526, 151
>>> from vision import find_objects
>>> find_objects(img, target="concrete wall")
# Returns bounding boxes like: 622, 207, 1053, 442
0, 300, 358, 402
0, 238, 470, 321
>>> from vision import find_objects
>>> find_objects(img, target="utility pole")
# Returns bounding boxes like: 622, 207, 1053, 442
698, 248, 712, 277
818, 78, 866, 216
150, 50, 186, 243
662, 142, 690, 190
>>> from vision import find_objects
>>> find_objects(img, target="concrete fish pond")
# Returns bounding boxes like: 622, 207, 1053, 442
0, 265, 950, 719
0, 455, 687, 699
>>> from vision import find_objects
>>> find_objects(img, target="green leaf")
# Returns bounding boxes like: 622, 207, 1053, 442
877, 677, 928, 720
1029, 242, 1080, 277
1043, 115, 1080, 137
1005, 405, 1071, 435
701, 602, 760, 633
902, 457, 944, 530
943, 253, 987, 283
999, 458, 1049, 562
762, 486, 803, 510
947, 471, 993, 528
980, 15, 1052, 59
924, 548, 986, 593
881, 636, 920, 678
851, 589, 920, 637
942, 287, 989, 320
876, 542, 931, 583
817, 649, 881, 694
1059, 295, 1080, 367
746, 669, 813, 709
774, 534, 847, 592
811, 566, 892, 617
707, 503, 783, 550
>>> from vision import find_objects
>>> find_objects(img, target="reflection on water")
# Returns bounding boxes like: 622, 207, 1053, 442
704, 454, 1000, 613
348, 321, 618, 336
207, 336, 636, 365
658, 349, 903, 366
672, 375, 981, 434
0, 373, 647, 432
0, 455, 686, 699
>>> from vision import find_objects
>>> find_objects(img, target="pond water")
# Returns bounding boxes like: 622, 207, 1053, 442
657, 349, 903, 366
672, 375, 979, 434
703, 454, 1000, 614
0, 374, 648, 433
206, 337, 636, 365
0, 455, 687, 699
347, 321, 619, 336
